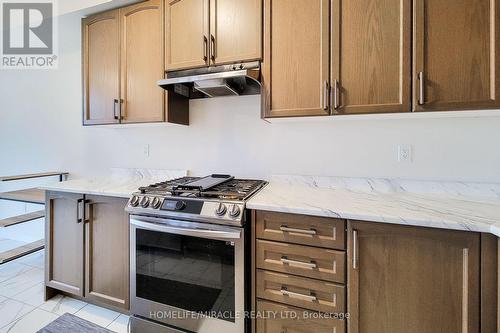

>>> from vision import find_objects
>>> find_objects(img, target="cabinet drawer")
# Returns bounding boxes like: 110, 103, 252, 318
256, 270, 345, 314
256, 211, 345, 249
256, 300, 345, 333
256, 240, 345, 283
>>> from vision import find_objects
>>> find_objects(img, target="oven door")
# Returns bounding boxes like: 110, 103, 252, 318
130, 215, 246, 333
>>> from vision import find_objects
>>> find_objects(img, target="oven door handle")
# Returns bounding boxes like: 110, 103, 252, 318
130, 219, 242, 240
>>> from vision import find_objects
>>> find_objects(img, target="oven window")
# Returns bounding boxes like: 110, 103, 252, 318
136, 229, 236, 322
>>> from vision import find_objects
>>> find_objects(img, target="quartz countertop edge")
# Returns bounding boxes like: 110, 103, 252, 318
246, 175, 500, 237
38, 168, 188, 199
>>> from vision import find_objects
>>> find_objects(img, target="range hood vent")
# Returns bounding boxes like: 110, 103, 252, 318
158, 61, 261, 99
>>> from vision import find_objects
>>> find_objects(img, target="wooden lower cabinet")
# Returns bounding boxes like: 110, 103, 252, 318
256, 239, 346, 283
256, 300, 345, 333
347, 220, 480, 333
257, 269, 345, 314
255, 210, 346, 250
46, 192, 85, 296
85, 195, 129, 309
253, 211, 497, 333
46, 192, 129, 310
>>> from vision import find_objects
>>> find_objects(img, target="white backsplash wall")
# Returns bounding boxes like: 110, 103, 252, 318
1, 12, 500, 182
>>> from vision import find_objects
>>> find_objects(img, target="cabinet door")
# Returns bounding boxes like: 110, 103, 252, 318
347, 221, 480, 333
120, 0, 165, 123
262, 0, 330, 117
210, 0, 262, 65
165, 0, 209, 71
45, 192, 84, 297
414, 0, 500, 111
256, 300, 345, 333
332, 0, 410, 114
82, 10, 121, 125
85, 196, 129, 309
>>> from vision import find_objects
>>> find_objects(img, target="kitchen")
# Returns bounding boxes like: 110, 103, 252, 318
0, 0, 499, 332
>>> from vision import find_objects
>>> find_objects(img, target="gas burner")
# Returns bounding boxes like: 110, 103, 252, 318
126, 175, 267, 226
137, 175, 266, 201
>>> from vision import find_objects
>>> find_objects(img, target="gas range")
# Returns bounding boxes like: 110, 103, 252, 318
128, 175, 267, 333
125, 174, 267, 226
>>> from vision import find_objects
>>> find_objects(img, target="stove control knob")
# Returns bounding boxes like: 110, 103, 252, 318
215, 203, 227, 216
130, 196, 140, 207
140, 196, 150, 208
229, 205, 241, 218
151, 197, 162, 209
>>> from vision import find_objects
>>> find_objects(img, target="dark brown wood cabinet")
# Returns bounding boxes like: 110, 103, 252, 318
332, 0, 411, 114
347, 221, 481, 333
119, 0, 166, 123
263, 0, 410, 117
253, 211, 347, 332
85, 195, 130, 309
253, 211, 497, 333
83, 10, 121, 125
46, 192, 130, 310
45, 192, 85, 296
209, 0, 262, 66
413, 0, 500, 111
166, 0, 261, 71
83, 0, 188, 126
262, 0, 500, 117
262, 0, 330, 117
256, 300, 346, 333
165, 0, 209, 71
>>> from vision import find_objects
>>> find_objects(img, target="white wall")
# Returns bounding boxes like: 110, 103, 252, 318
1, 12, 500, 183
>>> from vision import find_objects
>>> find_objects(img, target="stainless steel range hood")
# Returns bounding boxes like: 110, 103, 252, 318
158, 61, 261, 99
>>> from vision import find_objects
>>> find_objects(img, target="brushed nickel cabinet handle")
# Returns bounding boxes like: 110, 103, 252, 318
77, 198, 84, 223
210, 35, 216, 62
333, 79, 340, 110
323, 80, 329, 110
280, 256, 317, 269
113, 99, 119, 120
280, 225, 317, 235
462, 248, 469, 333
352, 229, 358, 269
280, 287, 317, 302
84, 200, 92, 224
418, 71, 425, 105
119, 99, 124, 120
203, 36, 208, 62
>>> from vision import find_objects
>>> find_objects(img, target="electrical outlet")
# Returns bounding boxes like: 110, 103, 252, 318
398, 144, 412, 163
143, 144, 150, 157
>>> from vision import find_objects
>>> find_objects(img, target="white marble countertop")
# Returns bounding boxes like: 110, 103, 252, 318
39, 168, 187, 198
247, 175, 500, 237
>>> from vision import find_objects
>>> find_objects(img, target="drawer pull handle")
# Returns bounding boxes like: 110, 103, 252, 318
280, 256, 317, 269
352, 229, 359, 269
280, 287, 317, 302
279, 225, 317, 235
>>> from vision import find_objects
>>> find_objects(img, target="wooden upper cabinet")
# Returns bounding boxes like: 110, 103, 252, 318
166, 0, 209, 71
332, 0, 411, 114
414, 0, 500, 111
83, 10, 120, 125
45, 192, 85, 297
262, 0, 330, 117
120, 0, 165, 123
85, 195, 129, 310
347, 221, 480, 333
210, 0, 262, 65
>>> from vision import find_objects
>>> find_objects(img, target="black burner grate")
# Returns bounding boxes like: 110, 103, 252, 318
137, 176, 266, 201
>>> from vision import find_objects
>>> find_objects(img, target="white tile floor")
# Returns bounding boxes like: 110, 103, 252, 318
0, 250, 129, 333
